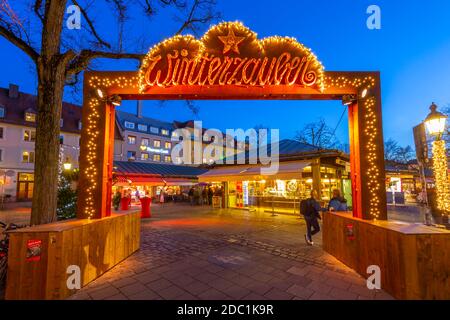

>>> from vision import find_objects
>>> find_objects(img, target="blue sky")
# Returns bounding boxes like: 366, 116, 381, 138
1, 0, 450, 147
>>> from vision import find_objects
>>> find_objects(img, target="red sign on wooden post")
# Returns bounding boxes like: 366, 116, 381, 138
26, 239, 42, 262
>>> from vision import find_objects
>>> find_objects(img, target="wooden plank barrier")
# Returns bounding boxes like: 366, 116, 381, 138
5, 211, 140, 300
323, 212, 450, 300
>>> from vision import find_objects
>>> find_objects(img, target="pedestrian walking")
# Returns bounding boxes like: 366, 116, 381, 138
300, 190, 324, 245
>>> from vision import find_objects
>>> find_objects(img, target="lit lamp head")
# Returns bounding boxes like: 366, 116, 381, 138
424, 102, 448, 139
109, 94, 122, 106
342, 94, 357, 106
140, 145, 147, 151
63, 157, 72, 171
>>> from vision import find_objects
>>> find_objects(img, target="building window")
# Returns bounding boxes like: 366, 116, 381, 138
127, 151, 136, 160
23, 129, 36, 142
161, 129, 169, 136
153, 154, 161, 162
0, 106, 4, 118
153, 140, 161, 147
60, 118, 64, 128
165, 141, 172, 149
127, 135, 136, 145
25, 112, 36, 122
0, 149, 3, 162
138, 124, 148, 132
141, 138, 149, 146
124, 121, 135, 129
0, 127, 4, 139
150, 127, 159, 134
164, 155, 172, 163
172, 131, 178, 138
22, 151, 35, 163
141, 153, 149, 161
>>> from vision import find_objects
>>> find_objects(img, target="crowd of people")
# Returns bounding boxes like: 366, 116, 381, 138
187, 185, 223, 206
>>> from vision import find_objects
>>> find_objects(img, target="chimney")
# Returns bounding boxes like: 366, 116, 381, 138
137, 100, 143, 118
8, 84, 19, 98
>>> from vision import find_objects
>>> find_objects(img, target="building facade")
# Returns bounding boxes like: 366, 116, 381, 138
0, 84, 81, 202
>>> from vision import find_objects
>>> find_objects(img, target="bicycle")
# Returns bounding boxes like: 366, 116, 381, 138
0, 221, 22, 287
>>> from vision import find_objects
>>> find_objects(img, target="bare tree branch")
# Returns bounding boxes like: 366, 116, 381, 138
71, 0, 112, 49
66, 49, 144, 76
33, 0, 45, 23
175, 0, 220, 35
0, 24, 39, 63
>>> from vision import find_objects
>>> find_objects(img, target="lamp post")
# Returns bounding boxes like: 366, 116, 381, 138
63, 157, 72, 171
424, 103, 449, 221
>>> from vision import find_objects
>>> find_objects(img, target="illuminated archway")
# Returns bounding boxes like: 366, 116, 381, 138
77, 22, 387, 221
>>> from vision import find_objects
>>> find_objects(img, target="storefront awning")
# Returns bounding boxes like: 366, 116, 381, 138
162, 178, 198, 186
115, 175, 164, 186
198, 161, 311, 182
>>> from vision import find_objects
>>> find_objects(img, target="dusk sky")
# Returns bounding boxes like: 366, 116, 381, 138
1, 0, 450, 148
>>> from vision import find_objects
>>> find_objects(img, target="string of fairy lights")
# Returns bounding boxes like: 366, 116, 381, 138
138, 21, 325, 93
324, 75, 382, 219
431, 140, 450, 213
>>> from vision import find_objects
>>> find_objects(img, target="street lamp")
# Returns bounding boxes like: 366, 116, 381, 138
424, 102, 450, 218
63, 157, 72, 171
424, 103, 448, 139
140, 144, 147, 152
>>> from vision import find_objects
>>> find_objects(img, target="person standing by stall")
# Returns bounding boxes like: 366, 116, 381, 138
159, 189, 165, 206
208, 187, 214, 206
188, 187, 195, 205
328, 189, 348, 212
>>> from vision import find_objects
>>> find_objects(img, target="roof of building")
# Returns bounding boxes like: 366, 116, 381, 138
113, 161, 209, 178
0, 85, 82, 134
115, 110, 173, 135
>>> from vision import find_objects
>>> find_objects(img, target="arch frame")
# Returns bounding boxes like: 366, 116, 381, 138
77, 70, 387, 221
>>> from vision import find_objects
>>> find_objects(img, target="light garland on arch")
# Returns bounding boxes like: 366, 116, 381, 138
323, 74, 381, 219
431, 140, 450, 214
81, 76, 139, 218
138, 21, 325, 93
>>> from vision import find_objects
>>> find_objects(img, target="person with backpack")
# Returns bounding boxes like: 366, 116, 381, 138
300, 190, 324, 245
328, 189, 348, 212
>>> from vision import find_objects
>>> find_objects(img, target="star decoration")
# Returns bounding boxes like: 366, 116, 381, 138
218, 29, 245, 54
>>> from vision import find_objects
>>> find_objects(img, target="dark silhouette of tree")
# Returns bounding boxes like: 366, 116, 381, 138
384, 138, 415, 164
0, 0, 220, 225
294, 118, 340, 149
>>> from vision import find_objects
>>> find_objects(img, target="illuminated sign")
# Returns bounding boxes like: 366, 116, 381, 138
139, 22, 324, 92
143, 147, 170, 154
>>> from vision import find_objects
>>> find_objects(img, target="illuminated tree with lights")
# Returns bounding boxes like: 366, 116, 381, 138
0, 0, 219, 225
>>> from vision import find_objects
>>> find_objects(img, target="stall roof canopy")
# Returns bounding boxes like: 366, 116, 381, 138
198, 160, 311, 182
113, 161, 209, 178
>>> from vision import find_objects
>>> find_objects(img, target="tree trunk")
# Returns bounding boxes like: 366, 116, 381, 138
30, 65, 66, 225
30, 0, 69, 225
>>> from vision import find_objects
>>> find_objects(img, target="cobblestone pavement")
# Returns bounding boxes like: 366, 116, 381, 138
70, 205, 393, 300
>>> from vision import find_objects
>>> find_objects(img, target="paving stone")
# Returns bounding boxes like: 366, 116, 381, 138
286, 284, 314, 299
183, 281, 212, 296
120, 282, 148, 296
197, 288, 231, 300
329, 287, 359, 300
128, 290, 160, 300
110, 277, 138, 288
158, 285, 189, 300
264, 288, 295, 300
146, 278, 173, 291
89, 286, 120, 300
221, 286, 251, 300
